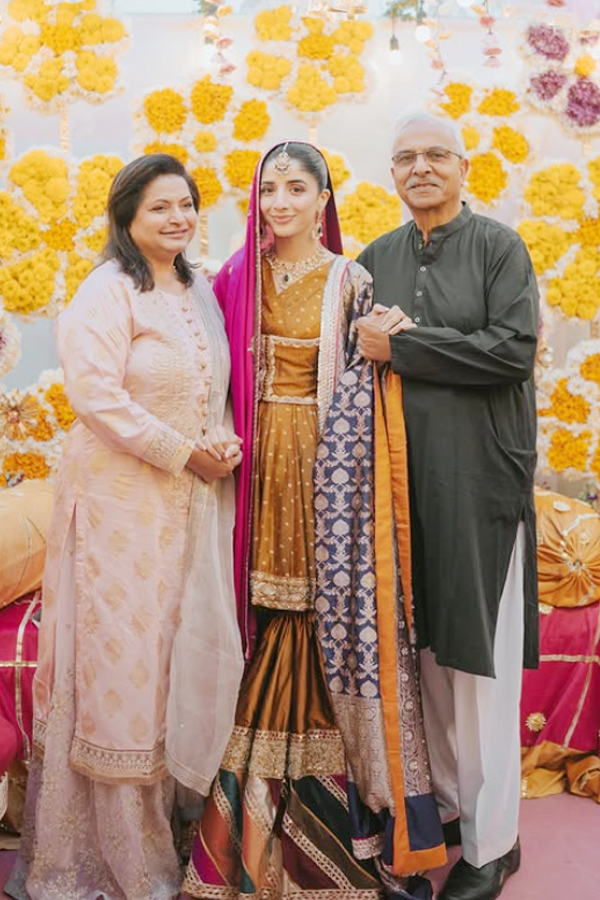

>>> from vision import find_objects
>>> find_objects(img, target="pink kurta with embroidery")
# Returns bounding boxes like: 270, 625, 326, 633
33, 259, 230, 785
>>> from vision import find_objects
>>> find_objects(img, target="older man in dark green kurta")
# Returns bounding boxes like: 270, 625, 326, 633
357, 113, 539, 900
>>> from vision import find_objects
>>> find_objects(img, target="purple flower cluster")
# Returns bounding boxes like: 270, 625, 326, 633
565, 78, 600, 126
530, 70, 567, 100
527, 23, 570, 60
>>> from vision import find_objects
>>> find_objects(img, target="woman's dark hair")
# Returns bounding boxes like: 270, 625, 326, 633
103, 154, 200, 292
262, 142, 329, 192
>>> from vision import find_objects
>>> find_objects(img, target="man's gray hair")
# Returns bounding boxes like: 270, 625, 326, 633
391, 112, 467, 157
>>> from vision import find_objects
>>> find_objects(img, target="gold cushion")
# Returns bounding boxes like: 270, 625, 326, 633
535, 487, 600, 608
0, 481, 54, 609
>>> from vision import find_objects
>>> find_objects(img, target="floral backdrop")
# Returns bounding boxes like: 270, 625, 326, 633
1, 0, 600, 497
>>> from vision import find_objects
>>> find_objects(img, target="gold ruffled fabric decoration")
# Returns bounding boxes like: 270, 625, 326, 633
535, 487, 600, 608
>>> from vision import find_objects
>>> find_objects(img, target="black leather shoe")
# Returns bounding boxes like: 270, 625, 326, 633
437, 838, 520, 900
442, 817, 462, 848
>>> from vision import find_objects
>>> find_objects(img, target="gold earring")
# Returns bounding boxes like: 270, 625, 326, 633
311, 211, 323, 241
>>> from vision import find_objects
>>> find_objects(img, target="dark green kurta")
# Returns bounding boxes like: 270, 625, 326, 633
357, 204, 539, 677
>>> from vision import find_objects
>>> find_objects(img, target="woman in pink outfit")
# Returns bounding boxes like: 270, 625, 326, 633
7, 154, 244, 900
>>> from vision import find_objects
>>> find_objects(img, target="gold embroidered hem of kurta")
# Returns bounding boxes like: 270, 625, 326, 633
221, 725, 345, 779
69, 735, 168, 784
250, 571, 315, 610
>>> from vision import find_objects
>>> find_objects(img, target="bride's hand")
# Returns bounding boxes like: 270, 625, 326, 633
200, 425, 242, 461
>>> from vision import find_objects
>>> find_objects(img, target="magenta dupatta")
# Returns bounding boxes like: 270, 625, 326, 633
213, 143, 343, 656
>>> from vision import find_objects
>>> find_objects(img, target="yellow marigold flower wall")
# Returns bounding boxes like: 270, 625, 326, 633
580, 353, 600, 386
191, 166, 223, 208
547, 429, 591, 473
232, 99, 270, 142
224, 150, 262, 191
539, 378, 590, 424
338, 183, 401, 247
524, 165, 585, 219
143, 142, 189, 165
144, 89, 188, 134
439, 82, 473, 119
191, 76, 233, 125
466, 153, 508, 203
516, 221, 573, 275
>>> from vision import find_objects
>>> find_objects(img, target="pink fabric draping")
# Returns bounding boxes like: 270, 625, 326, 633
213, 141, 343, 657
0, 592, 40, 767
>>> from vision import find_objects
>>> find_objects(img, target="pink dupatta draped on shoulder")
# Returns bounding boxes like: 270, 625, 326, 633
212, 143, 342, 656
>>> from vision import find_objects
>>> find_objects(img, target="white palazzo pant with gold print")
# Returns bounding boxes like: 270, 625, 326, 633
419, 523, 525, 869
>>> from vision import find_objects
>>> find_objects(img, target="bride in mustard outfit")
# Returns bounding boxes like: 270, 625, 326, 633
182, 143, 445, 900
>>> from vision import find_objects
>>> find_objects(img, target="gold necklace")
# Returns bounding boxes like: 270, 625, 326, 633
265, 244, 329, 288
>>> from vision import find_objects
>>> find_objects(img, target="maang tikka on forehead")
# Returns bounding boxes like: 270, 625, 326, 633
273, 143, 292, 176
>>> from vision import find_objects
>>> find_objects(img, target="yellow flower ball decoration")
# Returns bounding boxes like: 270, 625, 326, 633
321, 150, 351, 193
574, 54, 596, 78
524, 164, 585, 220
298, 18, 336, 61
224, 150, 262, 191
332, 21, 374, 56
467, 153, 508, 204
246, 50, 292, 91
287, 64, 338, 113
436, 81, 529, 206
0, 0, 128, 111
516, 220, 573, 275
547, 429, 592, 474
143, 142, 189, 166
255, 5, 293, 42
0, 370, 77, 485
247, 5, 374, 118
10, 150, 70, 224
338, 183, 401, 248
477, 88, 520, 117
191, 76, 233, 125
191, 166, 223, 209
461, 125, 481, 151
546, 247, 600, 320
539, 378, 590, 424
143, 89, 188, 135
232, 99, 270, 143
0, 149, 124, 317
439, 82, 473, 120
193, 130, 218, 154
492, 126, 530, 164
536, 340, 600, 478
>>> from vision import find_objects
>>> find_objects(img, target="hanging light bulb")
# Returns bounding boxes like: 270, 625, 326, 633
415, 23, 432, 41
389, 32, 404, 65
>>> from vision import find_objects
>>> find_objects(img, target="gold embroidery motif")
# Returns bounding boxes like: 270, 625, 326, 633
539, 602, 553, 615
525, 712, 547, 733
251, 571, 315, 611
222, 726, 345, 780
69, 735, 167, 783
352, 834, 384, 860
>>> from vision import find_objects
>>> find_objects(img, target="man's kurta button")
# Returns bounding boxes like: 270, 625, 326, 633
416, 291, 423, 297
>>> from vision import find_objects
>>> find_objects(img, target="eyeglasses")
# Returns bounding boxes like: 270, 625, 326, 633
391, 147, 463, 167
